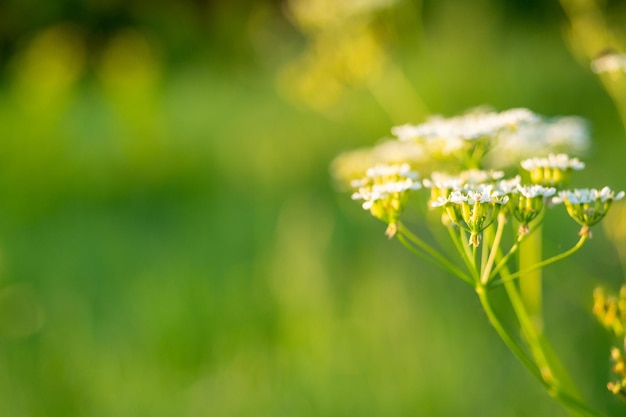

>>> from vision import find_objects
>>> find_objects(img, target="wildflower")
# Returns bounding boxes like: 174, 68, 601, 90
423, 169, 505, 204
351, 163, 422, 237
520, 153, 585, 188
509, 185, 556, 236
487, 116, 589, 169
392, 108, 539, 142
431, 185, 509, 247
553, 187, 625, 237
392, 108, 539, 167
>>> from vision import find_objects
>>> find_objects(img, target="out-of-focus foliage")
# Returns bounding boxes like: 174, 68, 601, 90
0, 1, 625, 416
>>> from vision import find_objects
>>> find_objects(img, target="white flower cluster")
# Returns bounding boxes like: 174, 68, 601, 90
350, 163, 421, 210
552, 187, 625, 234
514, 184, 556, 199
430, 186, 509, 208
392, 108, 539, 143
332, 106, 625, 240
364, 163, 418, 179
332, 107, 590, 188
423, 169, 505, 190
496, 176, 523, 194
521, 154, 585, 171
487, 117, 589, 169
553, 187, 625, 205
427, 180, 512, 246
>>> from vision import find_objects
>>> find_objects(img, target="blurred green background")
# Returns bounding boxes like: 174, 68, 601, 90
1, 0, 626, 416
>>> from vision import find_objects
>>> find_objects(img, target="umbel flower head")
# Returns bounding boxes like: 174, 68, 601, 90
392, 108, 540, 168
553, 187, 625, 237
423, 169, 505, 207
392, 108, 539, 142
330, 106, 602, 243
351, 163, 421, 237
509, 184, 556, 236
486, 116, 590, 169
431, 185, 509, 247
520, 153, 585, 188
332, 107, 590, 189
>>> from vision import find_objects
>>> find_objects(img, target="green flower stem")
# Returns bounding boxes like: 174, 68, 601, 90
520, 222, 544, 333
497, 265, 603, 417
490, 235, 588, 287
501, 267, 555, 385
480, 215, 506, 285
397, 234, 460, 280
447, 227, 479, 282
475, 284, 544, 383
472, 244, 478, 270
488, 218, 544, 283
459, 228, 478, 271
480, 226, 492, 277
397, 223, 474, 285
489, 238, 521, 282
397, 234, 472, 284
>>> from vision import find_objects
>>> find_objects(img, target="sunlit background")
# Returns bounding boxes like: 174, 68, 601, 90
1, 0, 626, 415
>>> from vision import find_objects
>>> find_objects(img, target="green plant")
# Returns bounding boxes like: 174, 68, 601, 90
332, 107, 623, 416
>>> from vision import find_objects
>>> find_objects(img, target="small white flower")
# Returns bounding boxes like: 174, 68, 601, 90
495, 176, 522, 194
351, 189, 383, 203
521, 154, 585, 187
391, 108, 539, 143
553, 186, 624, 234
372, 179, 422, 194
485, 116, 590, 170
423, 170, 505, 189
553, 187, 625, 205
509, 184, 554, 232
352, 179, 421, 204
422, 173, 464, 190
520, 153, 585, 171
467, 190, 492, 204
597, 186, 626, 202
430, 190, 462, 207
431, 185, 509, 246
349, 163, 423, 235
448, 190, 468, 204
365, 163, 418, 179
515, 184, 556, 199
432, 187, 508, 206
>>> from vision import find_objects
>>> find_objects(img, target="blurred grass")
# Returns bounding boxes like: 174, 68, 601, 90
0, 1, 625, 416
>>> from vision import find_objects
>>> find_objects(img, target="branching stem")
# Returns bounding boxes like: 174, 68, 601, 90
397, 223, 474, 285
490, 235, 588, 287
